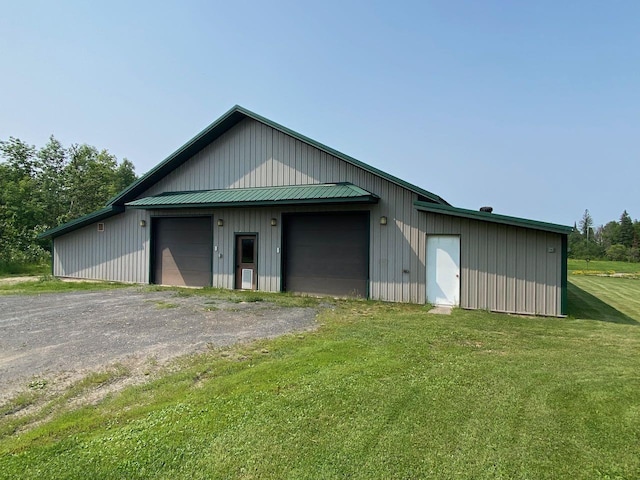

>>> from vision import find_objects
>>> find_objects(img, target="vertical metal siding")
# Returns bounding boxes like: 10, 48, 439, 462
422, 212, 563, 316
53, 209, 149, 283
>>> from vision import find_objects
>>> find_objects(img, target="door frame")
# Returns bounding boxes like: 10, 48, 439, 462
426, 234, 461, 306
234, 232, 258, 290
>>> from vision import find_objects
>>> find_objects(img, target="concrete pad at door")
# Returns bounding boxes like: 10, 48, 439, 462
428, 306, 453, 315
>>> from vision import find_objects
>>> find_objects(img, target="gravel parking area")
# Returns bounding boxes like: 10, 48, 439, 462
0, 288, 318, 401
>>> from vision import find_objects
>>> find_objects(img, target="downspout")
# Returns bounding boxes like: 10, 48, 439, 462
50, 238, 55, 277
561, 234, 568, 316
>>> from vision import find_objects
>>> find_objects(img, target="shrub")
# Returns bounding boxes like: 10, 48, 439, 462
606, 244, 628, 262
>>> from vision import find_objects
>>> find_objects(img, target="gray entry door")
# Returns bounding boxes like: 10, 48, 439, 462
153, 217, 212, 287
283, 212, 369, 297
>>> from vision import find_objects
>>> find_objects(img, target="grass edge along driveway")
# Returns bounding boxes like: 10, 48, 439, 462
0, 278, 639, 479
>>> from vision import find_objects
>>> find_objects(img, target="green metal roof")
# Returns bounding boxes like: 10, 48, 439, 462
414, 201, 573, 235
38, 206, 125, 239
108, 105, 449, 207
126, 183, 379, 209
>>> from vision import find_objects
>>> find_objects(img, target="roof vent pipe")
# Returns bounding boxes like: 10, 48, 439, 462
480, 206, 493, 213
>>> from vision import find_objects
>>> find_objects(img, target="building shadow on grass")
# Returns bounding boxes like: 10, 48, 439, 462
568, 282, 638, 325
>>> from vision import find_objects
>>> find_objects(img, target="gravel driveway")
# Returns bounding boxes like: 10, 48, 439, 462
0, 288, 318, 401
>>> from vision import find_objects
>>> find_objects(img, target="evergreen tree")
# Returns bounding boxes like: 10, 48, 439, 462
618, 210, 634, 248
578, 209, 594, 240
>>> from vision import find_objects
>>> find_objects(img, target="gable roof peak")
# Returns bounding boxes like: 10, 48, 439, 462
108, 105, 449, 206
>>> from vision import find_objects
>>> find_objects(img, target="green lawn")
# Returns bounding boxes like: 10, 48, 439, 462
1, 281, 639, 479
569, 276, 640, 323
0, 262, 50, 277
0, 277, 130, 295
568, 258, 640, 274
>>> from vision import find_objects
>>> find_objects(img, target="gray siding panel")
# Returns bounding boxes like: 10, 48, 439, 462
422, 212, 563, 316
53, 209, 149, 283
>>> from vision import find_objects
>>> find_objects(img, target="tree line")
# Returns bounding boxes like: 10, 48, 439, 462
569, 209, 640, 262
0, 136, 136, 268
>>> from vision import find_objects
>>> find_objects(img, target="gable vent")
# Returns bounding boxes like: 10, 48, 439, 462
97, 223, 105, 232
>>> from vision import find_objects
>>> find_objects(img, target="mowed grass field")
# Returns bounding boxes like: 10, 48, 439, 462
1, 271, 639, 479
569, 276, 640, 323
568, 258, 640, 274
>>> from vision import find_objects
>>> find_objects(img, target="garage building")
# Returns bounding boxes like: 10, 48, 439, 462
40, 105, 571, 316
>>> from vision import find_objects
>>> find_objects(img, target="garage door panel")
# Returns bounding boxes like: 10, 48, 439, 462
154, 217, 212, 287
159, 243, 211, 257
290, 252, 367, 277
284, 212, 368, 297
160, 253, 210, 272
160, 268, 210, 287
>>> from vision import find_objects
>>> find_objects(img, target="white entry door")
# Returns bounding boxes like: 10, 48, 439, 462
426, 235, 460, 306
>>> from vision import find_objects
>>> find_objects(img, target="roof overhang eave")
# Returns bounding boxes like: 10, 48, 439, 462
37, 205, 126, 239
414, 201, 572, 235
126, 195, 380, 210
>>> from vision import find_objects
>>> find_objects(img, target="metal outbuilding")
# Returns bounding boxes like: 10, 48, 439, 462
40, 105, 572, 316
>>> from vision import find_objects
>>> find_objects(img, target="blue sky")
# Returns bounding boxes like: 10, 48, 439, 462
1, 1, 638, 227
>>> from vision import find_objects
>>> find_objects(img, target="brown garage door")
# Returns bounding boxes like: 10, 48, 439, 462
153, 217, 212, 287
283, 212, 369, 297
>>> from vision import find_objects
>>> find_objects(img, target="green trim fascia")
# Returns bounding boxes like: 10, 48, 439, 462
38, 206, 125, 239
414, 201, 573, 235
561, 234, 568, 316
108, 105, 449, 207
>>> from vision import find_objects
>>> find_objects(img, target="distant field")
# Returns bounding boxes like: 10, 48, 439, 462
568, 258, 640, 274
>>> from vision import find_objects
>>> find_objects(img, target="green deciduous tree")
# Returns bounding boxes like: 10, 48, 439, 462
606, 244, 629, 262
36, 136, 69, 226
0, 136, 137, 268
596, 221, 620, 251
0, 139, 47, 264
